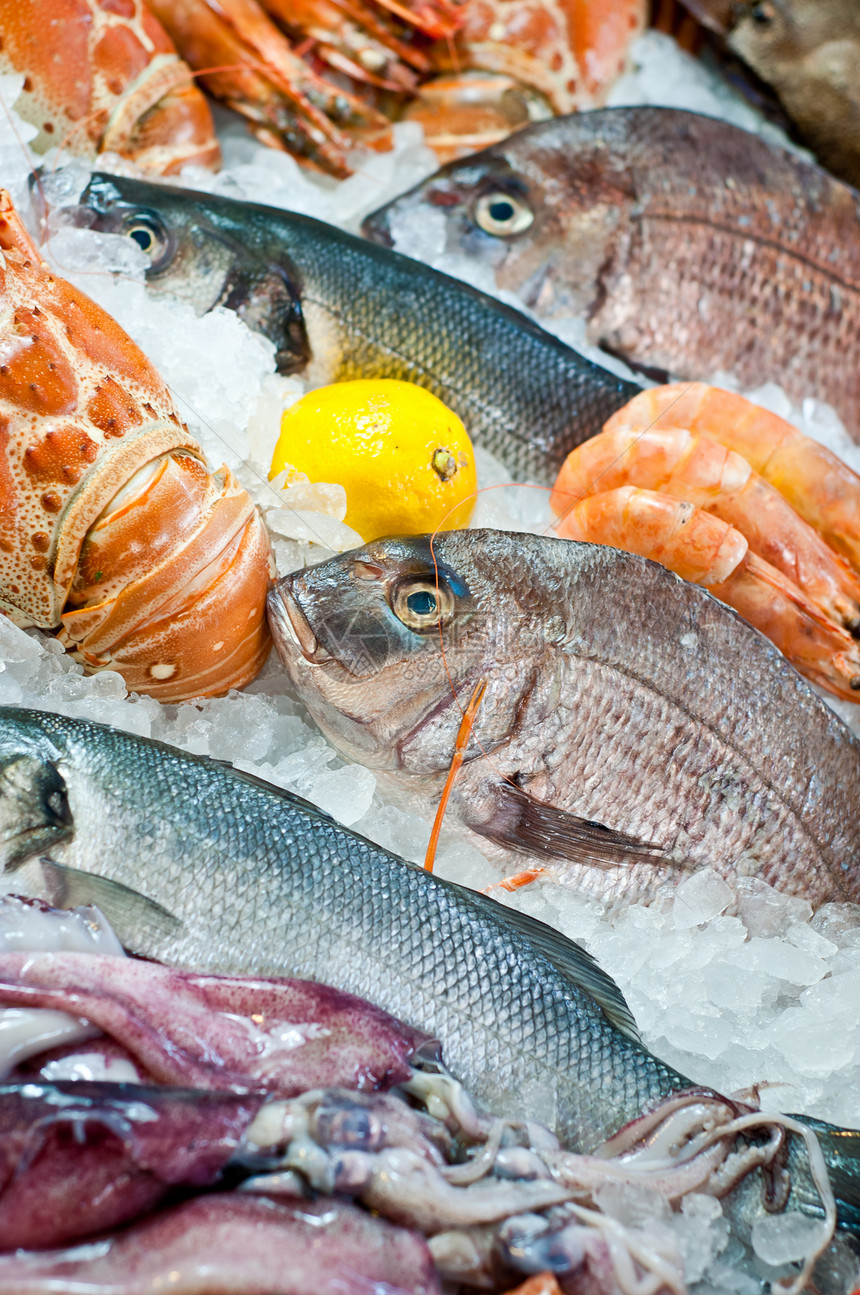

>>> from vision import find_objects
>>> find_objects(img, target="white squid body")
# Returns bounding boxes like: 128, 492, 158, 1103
0, 189, 273, 702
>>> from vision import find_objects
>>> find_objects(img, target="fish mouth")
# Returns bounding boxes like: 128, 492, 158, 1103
361, 208, 394, 248
217, 264, 310, 377
267, 580, 331, 665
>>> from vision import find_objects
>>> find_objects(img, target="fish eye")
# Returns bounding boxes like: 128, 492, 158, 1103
121, 213, 169, 265
392, 578, 455, 631
749, 0, 776, 23
473, 190, 534, 238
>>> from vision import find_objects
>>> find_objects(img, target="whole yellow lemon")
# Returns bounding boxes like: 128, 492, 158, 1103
269, 379, 477, 542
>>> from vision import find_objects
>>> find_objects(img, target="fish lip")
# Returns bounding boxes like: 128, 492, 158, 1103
361, 209, 394, 248
268, 581, 331, 665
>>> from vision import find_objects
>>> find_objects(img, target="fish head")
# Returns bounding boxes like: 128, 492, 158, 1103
679, 1, 856, 62
361, 119, 625, 319
46, 173, 310, 376
268, 532, 554, 774
0, 708, 74, 869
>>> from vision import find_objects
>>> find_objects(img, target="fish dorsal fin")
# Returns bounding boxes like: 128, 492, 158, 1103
208, 758, 336, 823
461, 883, 640, 1043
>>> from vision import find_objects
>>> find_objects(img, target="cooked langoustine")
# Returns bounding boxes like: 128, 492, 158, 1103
0, 0, 644, 175
0, 189, 272, 701
551, 383, 860, 701
146, 0, 394, 179
555, 486, 860, 702
0, 0, 220, 175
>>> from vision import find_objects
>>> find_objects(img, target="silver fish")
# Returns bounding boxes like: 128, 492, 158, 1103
0, 703, 681, 1153
267, 530, 860, 911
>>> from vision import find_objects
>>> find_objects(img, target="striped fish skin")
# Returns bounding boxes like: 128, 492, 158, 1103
66, 172, 639, 485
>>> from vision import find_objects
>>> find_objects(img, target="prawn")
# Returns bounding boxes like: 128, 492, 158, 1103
555, 486, 860, 702
550, 422, 860, 634
605, 384, 860, 575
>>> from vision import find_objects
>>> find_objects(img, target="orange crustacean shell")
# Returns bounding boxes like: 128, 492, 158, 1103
0, 0, 220, 174
427, 0, 648, 116
0, 189, 273, 701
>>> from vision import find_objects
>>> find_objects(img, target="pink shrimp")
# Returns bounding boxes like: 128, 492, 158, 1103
604, 384, 860, 575
555, 486, 860, 702
550, 422, 860, 634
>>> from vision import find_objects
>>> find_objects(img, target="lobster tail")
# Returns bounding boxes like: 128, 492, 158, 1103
60, 454, 273, 701
0, 189, 272, 702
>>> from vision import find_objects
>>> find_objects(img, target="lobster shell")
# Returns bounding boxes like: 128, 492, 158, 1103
0, 0, 220, 174
0, 190, 272, 701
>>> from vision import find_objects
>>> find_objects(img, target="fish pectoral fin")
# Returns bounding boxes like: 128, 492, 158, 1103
0, 756, 74, 870
463, 889, 641, 1043
39, 858, 183, 952
473, 779, 668, 871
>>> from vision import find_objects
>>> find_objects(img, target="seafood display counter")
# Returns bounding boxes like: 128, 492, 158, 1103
1, 4, 860, 1294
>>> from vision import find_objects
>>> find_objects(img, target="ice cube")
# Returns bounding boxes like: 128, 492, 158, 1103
772, 1016, 855, 1076
266, 508, 363, 552
751, 1212, 830, 1266
672, 868, 734, 928
810, 902, 860, 948
786, 922, 838, 960
309, 764, 376, 826
670, 1194, 729, 1282
735, 877, 813, 937
0, 619, 43, 663
730, 937, 828, 985
593, 1181, 671, 1228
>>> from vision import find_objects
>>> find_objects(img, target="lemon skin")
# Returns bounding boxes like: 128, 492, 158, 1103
270, 379, 477, 542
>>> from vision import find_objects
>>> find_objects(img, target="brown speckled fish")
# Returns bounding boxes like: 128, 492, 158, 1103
269, 529, 860, 911
362, 107, 860, 439
680, 0, 860, 189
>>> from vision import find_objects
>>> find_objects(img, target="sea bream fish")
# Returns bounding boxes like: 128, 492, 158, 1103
267, 530, 860, 910
361, 107, 860, 440
50, 172, 638, 485
2, 708, 860, 1283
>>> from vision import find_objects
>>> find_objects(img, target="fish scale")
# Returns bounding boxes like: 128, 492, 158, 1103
269, 531, 860, 909
5, 706, 860, 1256
0, 706, 685, 1153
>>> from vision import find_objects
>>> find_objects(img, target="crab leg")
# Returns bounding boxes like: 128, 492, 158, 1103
556, 486, 860, 701
551, 422, 860, 633
604, 383, 860, 575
